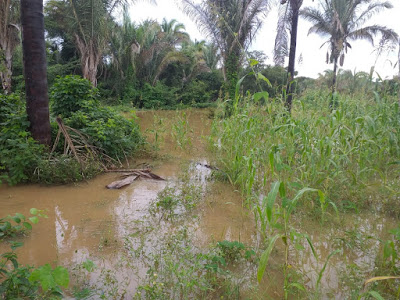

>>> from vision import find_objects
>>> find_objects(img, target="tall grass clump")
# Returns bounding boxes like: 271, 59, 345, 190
210, 90, 400, 213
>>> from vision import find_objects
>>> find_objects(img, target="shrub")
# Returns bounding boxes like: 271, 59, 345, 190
64, 106, 142, 160
136, 82, 178, 109
179, 80, 211, 104
50, 75, 143, 160
50, 75, 100, 118
0, 94, 44, 185
34, 155, 102, 185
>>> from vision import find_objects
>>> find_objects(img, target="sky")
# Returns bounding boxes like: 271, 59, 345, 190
128, 0, 400, 79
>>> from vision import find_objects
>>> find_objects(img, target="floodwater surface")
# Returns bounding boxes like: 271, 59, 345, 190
0, 109, 398, 299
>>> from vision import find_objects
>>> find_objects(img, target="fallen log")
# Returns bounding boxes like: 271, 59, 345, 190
105, 168, 152, 173
106, 170, 165, 189
107, 175, 138, 189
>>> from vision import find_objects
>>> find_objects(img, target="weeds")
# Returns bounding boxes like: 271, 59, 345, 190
172, 111, 192, 149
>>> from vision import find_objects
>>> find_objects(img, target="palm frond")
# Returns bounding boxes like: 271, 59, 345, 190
274, 2, 290, 66
348, 25, 398, 45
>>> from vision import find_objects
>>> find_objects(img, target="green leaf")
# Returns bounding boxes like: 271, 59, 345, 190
10, 241, 24, 251
304, 234, 318, 260
266, 181, 281, 223
11, 216, 21, 224
253, 91, 269, 102
257, 234, 280, 282
367, 291, 385, 300
29, 264, 55, 291
23, 222, 32, 230
249, 59, 259, 66
29, 216, 39, 224
15, 213, 25, 220
317, 249, 340, 289
234, 75, 247, 105
257, 73, 272, 87
30, 208, 38, 215
82, 260, 96, 272
289, 282, 306, 292
53, 266, 70, 288
288, 187, 318, 216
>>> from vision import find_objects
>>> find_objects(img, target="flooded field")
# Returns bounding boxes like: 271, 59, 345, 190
0, 109, 398, 299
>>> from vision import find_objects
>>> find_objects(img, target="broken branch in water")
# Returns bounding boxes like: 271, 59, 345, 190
106, 169, 165, 189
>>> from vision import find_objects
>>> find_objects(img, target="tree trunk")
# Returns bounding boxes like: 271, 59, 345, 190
224, 49, 240, 99
0, 48, 13, 93
330, 56, 338, 108
285, 0, 300, 113
0, 0, 19, 93
75, 35, 100, 86
21, 0, 51, 146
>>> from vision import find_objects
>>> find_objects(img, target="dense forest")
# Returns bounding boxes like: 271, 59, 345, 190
1, 0, 400, 299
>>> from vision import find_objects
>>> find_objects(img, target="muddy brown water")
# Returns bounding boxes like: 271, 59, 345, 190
0, 109, 398, 299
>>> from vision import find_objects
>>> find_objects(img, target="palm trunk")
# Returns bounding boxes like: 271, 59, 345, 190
75, 35, 100, 86
224, 49, 240, 99
330, 56, 338, 108
21, 0, 51, 146
285, 0, 300, 113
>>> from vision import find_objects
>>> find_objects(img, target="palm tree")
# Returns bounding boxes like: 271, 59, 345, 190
274, 0, 304, 112
45, 0, 130, 86
130, 19, 190, 86
0, 0, 20, 93
203, 43, 220, 70
180, 0, 270, 99
180, 40, 210, 86
301, 0, 398, 100
21, 0, 51, 146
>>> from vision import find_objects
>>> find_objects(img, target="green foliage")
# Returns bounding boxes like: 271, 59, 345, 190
29, 264, 69, 293
50, 75, 100, 118
179, 80, 211, 104
172, 111, 192, 149
150, 182, 202, 220
0, 94, 45, 185
0, 209, 45, 239
50, 75, 143, 160
34, 155, 102, 184
211, 91, 400, 210
216, 240, 255, 262
0, 241, 69, 299
65, 106, 142, 159
0, 243, 37, 299
136, 82, 178, 109
241, 65, 288, 99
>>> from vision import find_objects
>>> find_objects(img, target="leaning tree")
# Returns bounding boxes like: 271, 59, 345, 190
301, 0, 398, 101
180, 0, 270, 100
21, 0, 51, 146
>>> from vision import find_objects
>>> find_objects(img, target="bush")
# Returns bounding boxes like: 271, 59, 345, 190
50, 75, 100, 118
179, 80, 211, 104
136, 82, 178, 109
51, 75, 143, 160
64, 106, 142, 160
0, 94, 44, 185
34, 155, 102, 185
